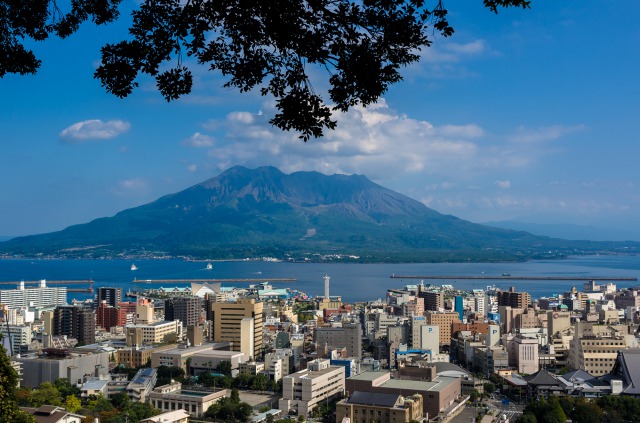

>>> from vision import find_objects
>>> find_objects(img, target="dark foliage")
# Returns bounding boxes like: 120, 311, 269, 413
1, 0, 529, 140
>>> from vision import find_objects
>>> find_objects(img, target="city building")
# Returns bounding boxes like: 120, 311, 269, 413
189, 350, 246, 375
127, 367, 158, 403
165, 296, 203, 328
239, 361, 265, 376
425, 311, 461, 346
149, 382, 227, 418
126, 320, 181, 346
53, 305, 96, 345
96, 287, 123, 307
21, 405, 86, 423
141, 410, 190, 423
151, 343, 221, 371
96, 301, 121, 331
336, 392, 424, 423
345, 371, 461, 418
117, 344, 176, 368
0, 280, 67, 308
314, 322, 362, 359
0, 324, 32, 352
420, 291, 444, 311
279, 359, 346, 416
568, 324, 636, 376
211, 299, 263, 360
497, 287, 531, 309
15, 348, 110, 388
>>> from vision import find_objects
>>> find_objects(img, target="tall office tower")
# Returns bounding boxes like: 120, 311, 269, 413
314, 322, 362, 359
420, 291, 444, 311
324, 275, 330, 298
425, 311, 462, 346
96, 287, 123, 307
165, 296, 202, 327
454, 296, 464, 320
0, 280, 67, 308
53, 305, 96, 345
211, 298, 264, 359
497, 287, 531, 309
96, 301, 121, 331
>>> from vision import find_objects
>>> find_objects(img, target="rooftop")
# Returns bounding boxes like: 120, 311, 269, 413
347, 391, 401, 407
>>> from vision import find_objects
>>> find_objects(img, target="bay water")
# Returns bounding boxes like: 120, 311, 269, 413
1, 255, 639, 303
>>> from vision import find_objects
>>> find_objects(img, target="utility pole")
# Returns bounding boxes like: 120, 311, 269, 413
3, 305, 14, 356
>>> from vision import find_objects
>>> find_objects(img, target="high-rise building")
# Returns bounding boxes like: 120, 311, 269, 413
0, 280, 66, 308
497, 287, 531, 309
454, 296, 464, 320
324, 274, 330, 298
96, 287, 123, 307
425, 311, 461, 346
165, 296, 202, 328
53, 305, 96, 345
420, 291, 444, 311
136, 298, 155, 324
211, 298, 263, 359
314, 322, 362, 359
96, 301, 121, 331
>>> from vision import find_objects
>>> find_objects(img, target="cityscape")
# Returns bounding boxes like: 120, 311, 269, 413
3, 272, 640, 423
2, 2, 640, 423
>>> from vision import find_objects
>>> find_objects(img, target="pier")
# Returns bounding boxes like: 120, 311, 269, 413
132, 278, 296, 284
68, 287, 94, 293
390, 275, 637, 281
0, 279, 93, 285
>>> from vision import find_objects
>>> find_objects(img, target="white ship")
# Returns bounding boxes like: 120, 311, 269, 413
131, 263, 138, 271
206, 263, 213, 270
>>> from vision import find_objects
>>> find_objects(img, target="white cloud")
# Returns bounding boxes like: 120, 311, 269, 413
186, 164, 198, 172
182, 132, 215, 148
118, 178, 147, 191
437, 124, 484, 138
508, 124, 586, 143
421, 39, 489, 63
192, 98, 602, 225
59, 119, 130, 142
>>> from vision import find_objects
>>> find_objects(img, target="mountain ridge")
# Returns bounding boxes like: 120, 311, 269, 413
2, 165, 638, 262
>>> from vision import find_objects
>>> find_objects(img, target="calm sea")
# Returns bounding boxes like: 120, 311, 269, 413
0, 255, 639, 303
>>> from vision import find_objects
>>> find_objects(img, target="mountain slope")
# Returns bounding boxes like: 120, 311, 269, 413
2, 166, 637, 261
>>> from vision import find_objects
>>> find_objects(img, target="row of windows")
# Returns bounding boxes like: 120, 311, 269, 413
153, 400, 197, 413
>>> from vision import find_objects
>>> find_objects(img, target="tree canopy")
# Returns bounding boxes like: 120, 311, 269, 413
1, 0, 530, 140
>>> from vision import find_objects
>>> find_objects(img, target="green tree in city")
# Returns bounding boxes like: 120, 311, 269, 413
0, 342, 35, 422
218, 360, 233, 377
54, 378, 81, 399
30, 382, 63, 407
571, 398, 602, 423
87, 394, 115, 414
251, 374, 268, 392
110, 392, 131, 409
15, 387, 33, 406
64, 395, 82, 413
483, 382, 496, 395
517, 413, 537, 423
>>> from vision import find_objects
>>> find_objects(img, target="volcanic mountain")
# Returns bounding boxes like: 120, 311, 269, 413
1, 166, 634, 261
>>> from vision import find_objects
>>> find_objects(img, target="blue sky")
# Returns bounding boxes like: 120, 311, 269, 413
1, 1, 639, 240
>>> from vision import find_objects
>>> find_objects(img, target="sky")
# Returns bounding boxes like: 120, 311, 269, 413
1, 1, 639, 240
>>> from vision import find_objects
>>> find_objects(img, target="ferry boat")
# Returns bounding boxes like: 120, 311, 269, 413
131, 263, 138, 271
206, 263, 213, 270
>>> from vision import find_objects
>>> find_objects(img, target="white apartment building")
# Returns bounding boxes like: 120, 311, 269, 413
265, 349, 294, 381
279, 359, 345, 417
0, 280, 67, 308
